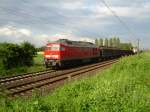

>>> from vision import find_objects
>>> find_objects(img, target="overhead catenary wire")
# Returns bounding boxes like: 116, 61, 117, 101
96, 0, 138, 42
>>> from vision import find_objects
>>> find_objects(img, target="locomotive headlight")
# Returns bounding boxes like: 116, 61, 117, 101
45, 54, 59, 58
45, 55, 50, 58
52, 55, 59, 58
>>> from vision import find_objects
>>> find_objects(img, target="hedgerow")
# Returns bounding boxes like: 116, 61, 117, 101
0, 42, 36, 70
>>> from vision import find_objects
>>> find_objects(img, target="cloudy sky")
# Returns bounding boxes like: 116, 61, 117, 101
0, 0, 150, 48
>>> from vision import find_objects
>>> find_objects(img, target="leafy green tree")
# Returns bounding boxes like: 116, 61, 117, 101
99, 38, 103, 46
0, 43, 22, 69
116, 38, 120, 48
95, 38, 99, 45
20, 41, 37, 66
112, 37, 117, 47
108, 38, 113, 47
0, 42, 36, 70
104, 38, 108, 46
36, 46, 45, 52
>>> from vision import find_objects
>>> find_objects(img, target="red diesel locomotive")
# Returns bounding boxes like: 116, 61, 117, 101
44, 39, 134, 69
44, 39, 100, 68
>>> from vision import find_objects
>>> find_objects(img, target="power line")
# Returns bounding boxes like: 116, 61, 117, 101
96, 0, 137, 40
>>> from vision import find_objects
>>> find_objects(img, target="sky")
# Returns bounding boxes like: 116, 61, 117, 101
0, 0, 150, 48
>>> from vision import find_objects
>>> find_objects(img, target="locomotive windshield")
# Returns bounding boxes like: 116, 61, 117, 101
45, 44, 60, 50
45, 44, 65, 51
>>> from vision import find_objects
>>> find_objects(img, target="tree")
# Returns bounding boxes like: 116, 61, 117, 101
112, 37, 117, 47
99, 38, 103, 46
116, 37, 120, 48
0, 43, 22, 69
36, 46, 45, 52
95, 38, 99, 45
20, 41, 37, 66
104, 38, 108, 46
0, 42, 36, 70
108, 38, 113, 47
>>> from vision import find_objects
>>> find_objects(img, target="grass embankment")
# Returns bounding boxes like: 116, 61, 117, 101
0, 53, 45, 77
0, 52, 150, 112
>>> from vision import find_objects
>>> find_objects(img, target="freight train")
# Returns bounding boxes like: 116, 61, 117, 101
44, 39, 134, 69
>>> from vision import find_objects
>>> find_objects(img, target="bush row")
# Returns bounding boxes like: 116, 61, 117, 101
0, 42, 36, 70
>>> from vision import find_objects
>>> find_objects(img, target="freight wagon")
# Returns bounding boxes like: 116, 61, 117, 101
99, 46, 134, 59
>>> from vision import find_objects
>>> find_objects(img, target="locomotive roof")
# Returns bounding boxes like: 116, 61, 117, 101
54, 39, 97, 47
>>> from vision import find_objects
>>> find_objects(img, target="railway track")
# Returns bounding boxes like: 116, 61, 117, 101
0, 69, 56, 84
0, 59, 118, 97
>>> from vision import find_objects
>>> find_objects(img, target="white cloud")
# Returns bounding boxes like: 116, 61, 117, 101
50, 33, 94, 43
18, 29, 31, 36
61, 1, 85, 10
0, 26, 31, 37
79, 37, 94, 43
0, 26, 34, 44
36, 34, 50, 45
0, 26, 95, 46
50, 33, 77, 41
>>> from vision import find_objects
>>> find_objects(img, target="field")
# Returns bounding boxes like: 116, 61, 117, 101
0, 52, 150, 112
0, 53, 45, 77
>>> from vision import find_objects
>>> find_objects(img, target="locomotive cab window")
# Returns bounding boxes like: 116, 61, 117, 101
45, 46, 51, 50
51, 45, 60, 50
45, 44, 65, 51
45, 45, 60, 51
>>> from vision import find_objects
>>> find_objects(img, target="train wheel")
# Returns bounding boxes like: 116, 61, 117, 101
53, 63, 60, 70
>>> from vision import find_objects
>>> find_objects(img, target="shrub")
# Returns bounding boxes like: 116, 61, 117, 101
20, 41, 37, 66
0, 42, 36, 70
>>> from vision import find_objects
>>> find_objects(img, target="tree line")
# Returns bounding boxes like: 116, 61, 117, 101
0, 42, 36, 70
95, 37, 133, 50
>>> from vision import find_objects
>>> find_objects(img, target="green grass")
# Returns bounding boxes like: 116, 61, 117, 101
0, 52, 150, 112
0, 53, 45, 77
27, 53, 45, 72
